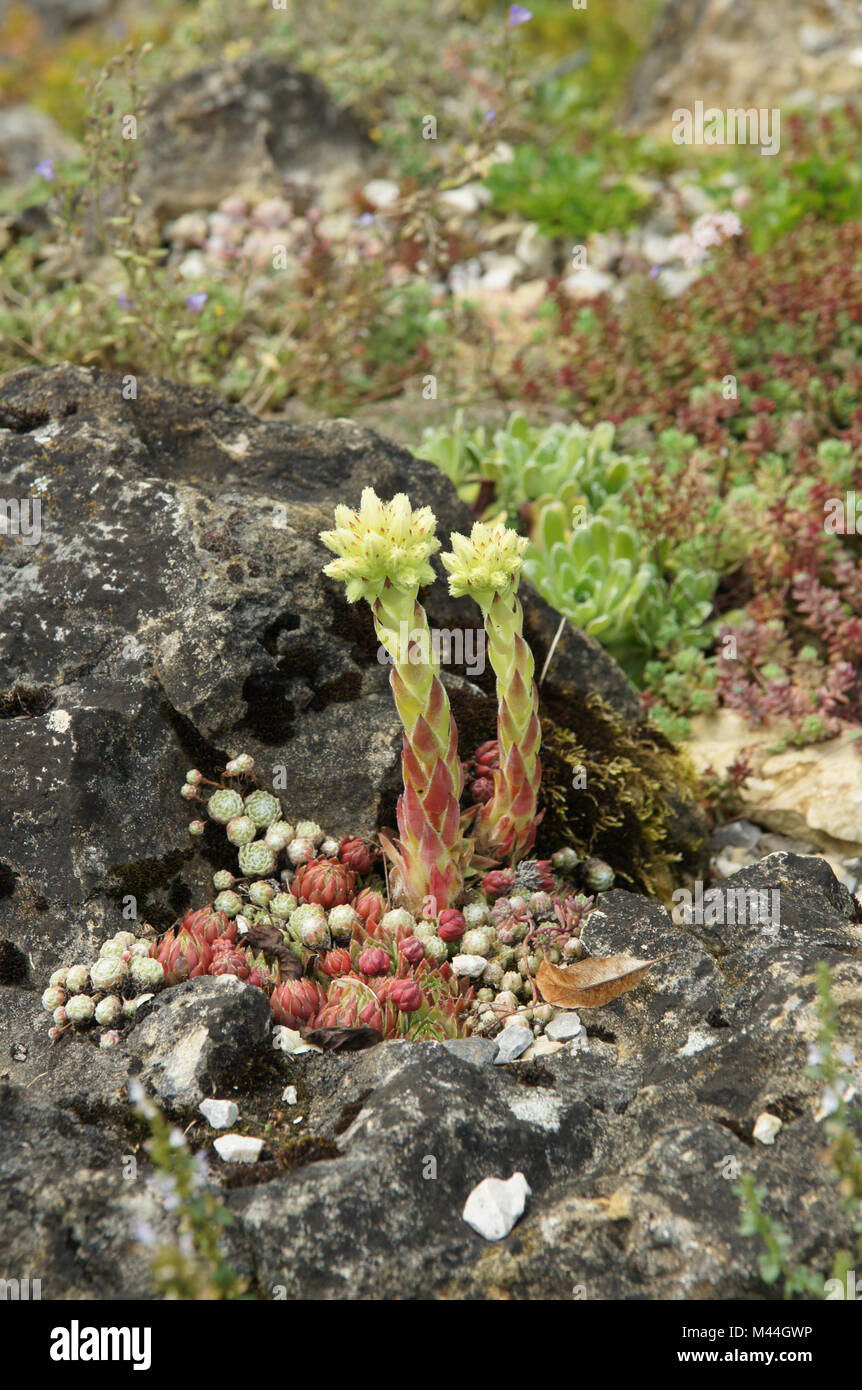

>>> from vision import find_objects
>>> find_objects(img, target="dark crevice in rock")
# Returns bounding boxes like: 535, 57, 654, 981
240, 670, 298, 742
514, 1062, 555, 1088
585, 1023, 618, 1045
105, 850, 194, 931
0, 938, 29, 984
716, 1116, 756, 1148
220, 1135, 340, 1189
333, 1089, 372, 1135
155, 691, 231, 781
0, 684, 54, 719
0, 399, 77, 432
0, 863, 17, 898
706, 1007, 731, 1029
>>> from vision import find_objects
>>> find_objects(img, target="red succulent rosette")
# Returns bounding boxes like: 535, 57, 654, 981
338, 837, 379, 875
292, 857, 356, 909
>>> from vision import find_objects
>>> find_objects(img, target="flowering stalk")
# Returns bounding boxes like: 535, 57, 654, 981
442, 520, 542, 861
320, 488, 471, 910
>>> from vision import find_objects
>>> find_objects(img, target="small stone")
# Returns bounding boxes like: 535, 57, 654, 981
493, 1025, 533, 1063
462, 1172, 531, 1242
363, 178, 400, 209
199, 1099, 239, 1129
711, 819, 762, 850
560, 265, 614, 300
753, 1112, 783, 1146
545, 1011, 583, 1042
439, 1037, 501, 1066
213, 1134, 264, 1164
282, 1085, 298, 1104
522, 1036, 564, 1060
451, 954, 488, 979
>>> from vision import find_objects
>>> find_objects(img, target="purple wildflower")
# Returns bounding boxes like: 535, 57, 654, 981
507, 4, 532, 26
35, 160, 55, 181
185, 292, 208, 313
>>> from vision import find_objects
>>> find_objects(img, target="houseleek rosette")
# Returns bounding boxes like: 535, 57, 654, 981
442, 519, 542, 861
320, 488, 471, 910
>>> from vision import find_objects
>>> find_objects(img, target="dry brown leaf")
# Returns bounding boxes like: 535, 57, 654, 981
536, 955, 656, 1008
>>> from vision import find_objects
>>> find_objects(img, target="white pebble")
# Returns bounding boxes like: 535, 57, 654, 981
462, 1172, 531, 1241
753, 1112, 783, 1146
199, 1099, 239, 1130
213, 1134, 264, 1164
282, 1085, 298, 1105
545, 1011, 583, 1042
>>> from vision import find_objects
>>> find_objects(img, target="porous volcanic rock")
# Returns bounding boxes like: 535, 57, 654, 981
131, 54, 374, 224
0, 362, 704, 972
3, 857, 859, 1299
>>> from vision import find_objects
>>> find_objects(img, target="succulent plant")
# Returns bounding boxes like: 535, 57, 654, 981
66, 994, 95, 1025
292, 857, 356, 909
270, 892, 297, 919
270, 978, 327, 1029
438, 908, 466, 942
354, 888, 386, 924
399, 936, 425, 965
129, 956, 165, 989
338, 836, 378, 875
294, 820, 325, 845
581, 857, 615, 892
238, 841, 278, 878
42, 986, 66, 1013
207, 789, 245, 824
265, 821, 295, 851
523, 505, 716, 680
244, 790, 282, 827
328, 903, 361, 940
94, 996, 123, 1026
319, 947, 353, 977
390, 979, 424, 1013
321, 488, 472, 912
287, 836, 316, 866
180, 906, 235, 945
357, 947, 391, 976
154, 928, 212, 985
442, 520, 542, 861
65, 964, 90, 994
90, 956, 129, 992
214, 890, 243, 917
227, 815, 257, 846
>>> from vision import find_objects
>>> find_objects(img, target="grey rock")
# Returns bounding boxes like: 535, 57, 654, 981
0, 363, 696, 971
0, 106, 80, 186
132, 55, 373, 226
129, 976, 272, 1110
493, 1025, 533, 1063
622, 0, 862, 133
438, 1037, 500, 1066
711, 818, 763, 851
2, 853, 860, 1297
545, 1011, 583, 1041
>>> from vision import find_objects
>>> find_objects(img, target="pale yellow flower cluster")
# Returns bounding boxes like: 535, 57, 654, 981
440, 519, 528, 604
320, 488, 439, 604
